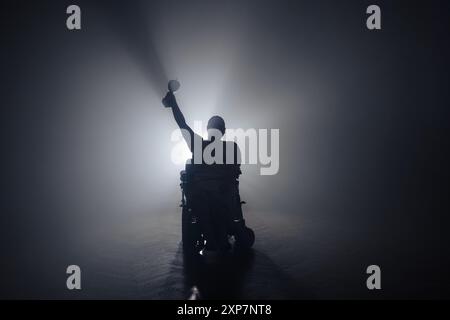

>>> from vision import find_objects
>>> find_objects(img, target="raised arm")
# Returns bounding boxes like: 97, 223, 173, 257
162, 92, 201, 152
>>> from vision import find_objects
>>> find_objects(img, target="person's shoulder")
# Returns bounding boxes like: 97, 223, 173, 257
224, 141, 241, 164
224, 140, 239, 149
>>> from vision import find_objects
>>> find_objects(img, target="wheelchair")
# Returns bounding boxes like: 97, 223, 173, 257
179, 163, 255, 254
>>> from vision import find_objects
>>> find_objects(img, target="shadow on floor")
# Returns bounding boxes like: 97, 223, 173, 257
160, 244, 315, 299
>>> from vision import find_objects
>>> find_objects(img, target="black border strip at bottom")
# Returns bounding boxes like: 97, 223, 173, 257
0, 300, 444, 318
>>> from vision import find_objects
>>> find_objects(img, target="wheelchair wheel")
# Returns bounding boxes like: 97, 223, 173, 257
235, 226, 255, 249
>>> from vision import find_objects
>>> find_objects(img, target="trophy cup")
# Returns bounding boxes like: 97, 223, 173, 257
163, 80, 180, 108
168, 80, 180, 93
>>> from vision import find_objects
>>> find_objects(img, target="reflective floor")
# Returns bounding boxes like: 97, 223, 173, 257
3, 204, 449, 299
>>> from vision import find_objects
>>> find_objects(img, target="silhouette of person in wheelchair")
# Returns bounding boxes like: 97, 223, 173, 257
163, 85, 254, 254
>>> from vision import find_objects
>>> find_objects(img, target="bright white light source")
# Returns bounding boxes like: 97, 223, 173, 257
171, 136, 192, 165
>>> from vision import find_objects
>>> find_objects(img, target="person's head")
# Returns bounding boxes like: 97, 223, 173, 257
207, 115, 226, 139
